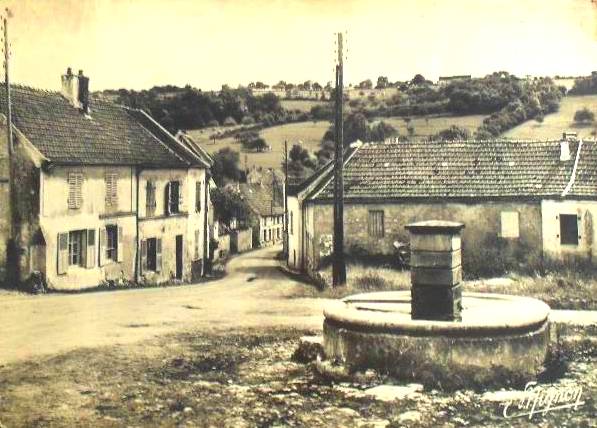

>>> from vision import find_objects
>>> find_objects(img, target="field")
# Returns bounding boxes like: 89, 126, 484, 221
280, 99, 329, 112
505, 95, 597, 140
380, 114, 486, 138
188, 121, 331, 170
187, 114, 490, 170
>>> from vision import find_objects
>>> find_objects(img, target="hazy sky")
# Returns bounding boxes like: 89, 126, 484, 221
3, 0, 597, 91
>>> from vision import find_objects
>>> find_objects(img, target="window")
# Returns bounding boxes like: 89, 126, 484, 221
263, 230, 267, 242
67, 172, 83, 209
57, 229, 96, 274
68, 230, 85, 266
141, 237, 162, 273
195, 181, 202, 212
105, 172, 118, 208
368, 210, 385, 238
560, 214, 579, 245
146, 181, 156, 216
166, 181, 181, 215
500, 211, 519, 238
106, 225, 118, 262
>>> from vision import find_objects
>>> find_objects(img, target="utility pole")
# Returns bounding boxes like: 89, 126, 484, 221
283, 139, 288, 258
2, 8, 15, 286
332, 32, 346, 286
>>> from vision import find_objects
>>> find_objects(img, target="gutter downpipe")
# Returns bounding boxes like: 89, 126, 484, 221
135, 167, 141, 283
203, 172, 211, 276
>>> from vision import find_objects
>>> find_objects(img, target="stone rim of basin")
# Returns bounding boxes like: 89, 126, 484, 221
324, 291, 550, 337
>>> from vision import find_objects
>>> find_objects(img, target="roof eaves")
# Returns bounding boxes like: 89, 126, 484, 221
307, 144, 362, 201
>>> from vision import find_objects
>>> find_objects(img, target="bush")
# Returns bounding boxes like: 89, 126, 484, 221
207, 119, 219, 127
223, 116, 237, 126
241, 115, 255, 125
574, 107, 595, 123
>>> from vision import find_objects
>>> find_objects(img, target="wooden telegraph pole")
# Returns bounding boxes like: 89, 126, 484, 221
332, 33, 346, 286
2, 8, 15, 285
283, 139, 289, 258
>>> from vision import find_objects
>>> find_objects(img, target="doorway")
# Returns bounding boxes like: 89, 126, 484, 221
175, 235, 183, 280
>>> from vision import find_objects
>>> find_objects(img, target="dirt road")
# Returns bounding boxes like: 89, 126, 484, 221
0, 245, 328, 365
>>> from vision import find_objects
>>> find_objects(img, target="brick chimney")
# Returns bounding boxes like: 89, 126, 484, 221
61, 67, 80, 108
77, 70, 90, 113
60, 67, 90, 113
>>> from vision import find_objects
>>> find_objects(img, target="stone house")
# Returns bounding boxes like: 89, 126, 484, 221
0, 69, 212, 290
239, 183, 284, 246
287, 138, 597, 274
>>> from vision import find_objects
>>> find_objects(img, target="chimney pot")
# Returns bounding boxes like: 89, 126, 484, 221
560, 140, 571, 162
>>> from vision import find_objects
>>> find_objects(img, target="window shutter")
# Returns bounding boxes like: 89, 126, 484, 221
105, 173, 118, 208
178, 181, 184, 211
67, 172, 83, 209
57, 232, 68, 274
195, 229, 200, 260
195, 181, 202, 212
140, 239, 148, 273
86, 229, 96, 268
117, 226, 124, 262
156, 238, 163, 272
165, 182, 171, 215
99, 227, 107, 267
80, 230, 88, 267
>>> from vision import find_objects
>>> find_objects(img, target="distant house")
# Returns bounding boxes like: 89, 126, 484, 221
0, 68, 213, 290
437, 75, 472, 86
240, 183, 284, 246
287, 138, 597, 274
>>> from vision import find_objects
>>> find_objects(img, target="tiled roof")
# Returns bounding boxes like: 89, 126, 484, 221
311, 140, 597, 200
240, 183, 284, 216
0, 85, 189, 167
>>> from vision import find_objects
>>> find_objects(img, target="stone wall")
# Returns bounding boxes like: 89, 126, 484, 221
231, 228, 253, 253
214, 233, 230, 261
306, 200, 543, 276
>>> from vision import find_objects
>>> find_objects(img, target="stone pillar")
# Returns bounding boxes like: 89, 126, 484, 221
405, 220, 465, 321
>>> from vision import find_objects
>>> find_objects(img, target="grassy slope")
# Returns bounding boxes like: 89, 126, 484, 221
187, 95, 596, 171
187, 115, 487, 170
505, 95, 597, 140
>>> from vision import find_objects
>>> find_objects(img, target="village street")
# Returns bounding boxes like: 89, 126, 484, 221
0, 245, 328, 366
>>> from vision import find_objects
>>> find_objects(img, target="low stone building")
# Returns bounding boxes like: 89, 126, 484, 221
240, 183, 284, 246
287, 138, 597, 275
0, 69, 213, 290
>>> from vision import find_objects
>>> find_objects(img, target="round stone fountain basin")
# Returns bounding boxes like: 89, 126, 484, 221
323, 291, 551, 387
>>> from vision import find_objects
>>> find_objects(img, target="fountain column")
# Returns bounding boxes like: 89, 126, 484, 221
405, 220, 464, 321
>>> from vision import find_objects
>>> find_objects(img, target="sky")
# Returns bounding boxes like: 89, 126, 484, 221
2, 0, 597, 91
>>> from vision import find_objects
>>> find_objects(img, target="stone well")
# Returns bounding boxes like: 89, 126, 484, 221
322, 220, 551, 386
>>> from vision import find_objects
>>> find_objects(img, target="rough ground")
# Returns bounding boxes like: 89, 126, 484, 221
0, 245, 595, 427
0, 327, 594, 427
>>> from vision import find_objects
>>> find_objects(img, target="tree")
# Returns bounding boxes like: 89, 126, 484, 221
376, 76, 390, 89
369, 121, 398, 141
432, 125, 470, 141
210, 187, 252, 226
411, 74, 427, 86
316, 114, 397, 164
287, 144, 316, 180
358, 79, 373, 90
574, 107, 595, 124
211, 148, 242, 186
